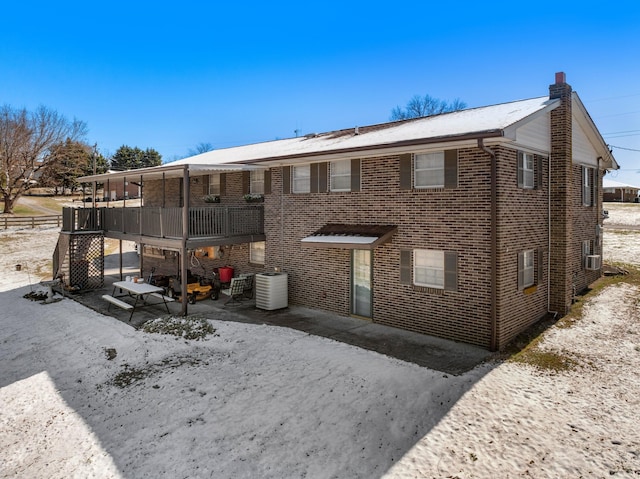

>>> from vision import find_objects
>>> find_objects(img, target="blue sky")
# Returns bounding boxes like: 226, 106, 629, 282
2, 1, 639, 184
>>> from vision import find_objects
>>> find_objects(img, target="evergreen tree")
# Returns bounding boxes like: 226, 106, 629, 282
110, 145, 162, 170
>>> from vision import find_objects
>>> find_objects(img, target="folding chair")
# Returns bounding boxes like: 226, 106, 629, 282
221, 277, 247, 305
238, 273, 254, 299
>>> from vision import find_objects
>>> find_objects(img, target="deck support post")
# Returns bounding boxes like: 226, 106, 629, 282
180, 166, 190, 316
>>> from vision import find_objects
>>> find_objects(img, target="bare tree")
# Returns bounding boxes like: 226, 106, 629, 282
0, 104, 87, 213
390, 94, 467, 121
187, 142, 214, 157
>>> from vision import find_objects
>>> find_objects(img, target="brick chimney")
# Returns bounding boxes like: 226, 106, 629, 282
548, 72, 573, 314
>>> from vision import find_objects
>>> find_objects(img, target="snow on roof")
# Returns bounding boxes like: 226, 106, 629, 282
603, 178, 640, 190
172, 96, 557, 166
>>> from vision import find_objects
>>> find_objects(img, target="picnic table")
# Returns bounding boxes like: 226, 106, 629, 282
103, 280, 174, 321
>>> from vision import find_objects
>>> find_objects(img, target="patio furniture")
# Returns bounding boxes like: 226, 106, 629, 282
221, 277, 248, 305
104, 280, 174, 321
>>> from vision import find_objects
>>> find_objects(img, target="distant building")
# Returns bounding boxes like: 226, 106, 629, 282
102, 170, 141, 200
603, 178, 640, 202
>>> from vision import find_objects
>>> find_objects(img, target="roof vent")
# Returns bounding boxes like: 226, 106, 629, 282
354, 126, 359, 135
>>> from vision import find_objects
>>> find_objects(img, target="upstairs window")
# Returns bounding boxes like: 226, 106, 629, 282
330, 160, 351, 192
208, 174, 221, 195
583, 167, 594, 206
517, 151, 545, 190
400, 150, 457, 190
292, 165, 311, 193
518, 152, 535, 189
414, 152, 445, 188
250, 170, 265, 194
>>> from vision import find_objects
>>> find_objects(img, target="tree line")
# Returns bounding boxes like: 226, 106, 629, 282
0, 104, 161, 214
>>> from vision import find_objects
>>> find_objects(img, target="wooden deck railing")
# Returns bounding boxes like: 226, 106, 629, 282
61, 205, 264, 239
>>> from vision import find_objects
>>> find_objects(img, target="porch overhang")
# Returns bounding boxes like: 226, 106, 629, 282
78, 163, 266, 183
301, 224, 397, 250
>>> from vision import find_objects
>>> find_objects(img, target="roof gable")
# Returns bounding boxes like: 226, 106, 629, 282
571, 92, 617, 170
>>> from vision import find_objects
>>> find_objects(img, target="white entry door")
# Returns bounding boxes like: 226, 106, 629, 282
352, 249, 372, 318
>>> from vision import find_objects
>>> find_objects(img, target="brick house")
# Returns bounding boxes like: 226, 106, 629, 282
71, 72, 616, 351
101, 170, 141, 200
602, 178, 639, 202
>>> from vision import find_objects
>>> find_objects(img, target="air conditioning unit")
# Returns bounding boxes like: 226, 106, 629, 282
585, 255, 601, 271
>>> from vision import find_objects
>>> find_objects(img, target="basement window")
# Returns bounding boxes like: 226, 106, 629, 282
518, 250, 535, 289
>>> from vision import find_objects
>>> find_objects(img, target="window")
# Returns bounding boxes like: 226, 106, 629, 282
330, 160, 351, 192
414, 249, 445, 288
518, 250, 535, 289
582, 240, 593, 268
209, 174, 221, 195
583, 167, 593, 206
250, 170, 265, 194
292, 165, 311, 193
414, 152, 445, 188
250, 241, 265, 265
400, 249, 457, 291
518, 152, 535, 189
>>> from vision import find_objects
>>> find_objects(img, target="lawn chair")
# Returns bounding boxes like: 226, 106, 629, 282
238, 273, 254, 299
221, 277, 247, 305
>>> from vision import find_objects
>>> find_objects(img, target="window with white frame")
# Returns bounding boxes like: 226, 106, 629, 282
518, 250, 535, 289
414, 152, 445, 188
208, 174, 221, 195
583, 167, 593, 206
292, 165, 311, 193
518, 152, 535, 189
413, 249, 445, 288
330, 160, 351, 192
250, 241, 265, 265
250, 170, 265, 194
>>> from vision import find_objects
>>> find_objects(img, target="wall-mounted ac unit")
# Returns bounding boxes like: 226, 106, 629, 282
585, 255, 602, 271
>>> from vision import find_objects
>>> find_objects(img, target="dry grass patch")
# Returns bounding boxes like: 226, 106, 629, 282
505, 265, 640, 373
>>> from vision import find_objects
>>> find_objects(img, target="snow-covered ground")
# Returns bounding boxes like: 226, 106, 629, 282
1, 203, 639, 478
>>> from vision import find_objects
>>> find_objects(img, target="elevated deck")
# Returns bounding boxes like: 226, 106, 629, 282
61, 205, 265, 248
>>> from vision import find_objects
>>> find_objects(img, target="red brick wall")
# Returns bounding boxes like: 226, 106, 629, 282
493, 146, 549, 348
145, 174, 250, 207
549, 80, 574, 314
265, 149, 498, 347
571, 163, 603, 294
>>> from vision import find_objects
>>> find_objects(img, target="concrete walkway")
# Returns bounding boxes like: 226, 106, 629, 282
69, 246, 492, 375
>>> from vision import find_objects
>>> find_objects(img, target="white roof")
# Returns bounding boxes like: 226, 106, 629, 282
79, 91, 616, 183
171, 96, 558, 166
603, 178, 640, 189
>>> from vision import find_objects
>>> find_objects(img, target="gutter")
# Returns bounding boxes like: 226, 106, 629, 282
478, 139, 499, 351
